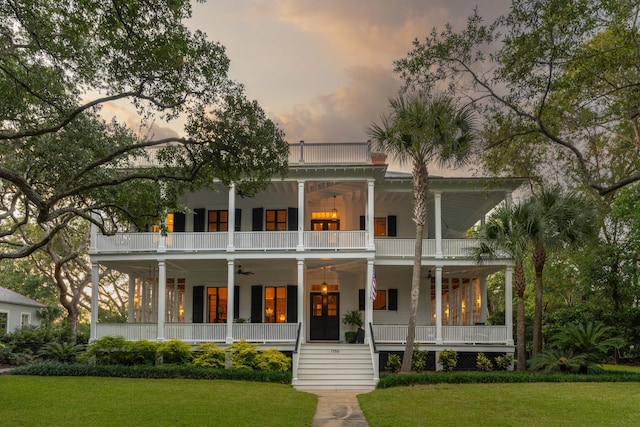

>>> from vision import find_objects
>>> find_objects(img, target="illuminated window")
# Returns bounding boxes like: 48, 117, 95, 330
153, 213, 174, 232
264, 286, 287, 323
266, 210, 287, 231
208, 210, 228, 232
208, 287, 228, 323
373, 290, 387, 310
374, 217, 387, 236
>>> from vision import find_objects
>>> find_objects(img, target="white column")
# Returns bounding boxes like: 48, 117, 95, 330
481, 276, 488, 324
226, 260, 235, 343
297, 181, 305, 251
227, 184, 236, 251
365, 259, 374, 343
90, 262, 99, 341
297, 259, 305, 342
127, 275, 135, 323
435, 191, 443, 258
435, 265, 443, 344
157, 260, 166, 341
89, 212, 98, 254
505, 265, 514, 345
367, 180, 375, 250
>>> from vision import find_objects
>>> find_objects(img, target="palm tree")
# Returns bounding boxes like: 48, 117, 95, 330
476, 203, 539, 371
529, 189, 597, 355
367, 91, 477, 373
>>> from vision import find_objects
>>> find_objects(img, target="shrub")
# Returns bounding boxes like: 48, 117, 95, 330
38, 342, 85, 364
157, 339, 192, 365
192, 343, 226, 369
385, 354, 401, 373
255, 349, 291, 372
227, 340, 259, 370
438, 349, 458, 372
81, 337, 160, 366
476, 352, 493, 372
128, 340, 159, 366
10, 361, 292, 383
495, 353, 513, 371
412, 346, 428, 372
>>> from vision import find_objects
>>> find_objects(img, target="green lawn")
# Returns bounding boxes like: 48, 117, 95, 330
0, 376, 317, 427
4, 374, 640, 426
359, 382, 640, 427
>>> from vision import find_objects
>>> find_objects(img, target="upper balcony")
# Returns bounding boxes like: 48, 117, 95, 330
91, 231, 486, 260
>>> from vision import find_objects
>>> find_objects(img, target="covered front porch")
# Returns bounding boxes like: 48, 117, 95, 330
93, 322, 509, 347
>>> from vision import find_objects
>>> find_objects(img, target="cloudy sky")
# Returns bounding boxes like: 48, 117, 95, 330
186, 1, 510, 145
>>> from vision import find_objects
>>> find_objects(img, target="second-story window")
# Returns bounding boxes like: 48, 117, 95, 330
266, 209, 287, 231
208, 210, 228, 232
374, 217, 387, 236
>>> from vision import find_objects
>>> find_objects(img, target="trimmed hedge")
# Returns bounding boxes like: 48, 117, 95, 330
10, 361, 292, 384
376, 370, 640, 389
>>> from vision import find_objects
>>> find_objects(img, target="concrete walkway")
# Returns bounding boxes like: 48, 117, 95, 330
309, 390, 370, 427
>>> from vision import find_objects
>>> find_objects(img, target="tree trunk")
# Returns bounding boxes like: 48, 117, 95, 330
401, 222, 425, 373
515, 263, 527, 372
532, 244, 546, 355
400, 163, 428, 374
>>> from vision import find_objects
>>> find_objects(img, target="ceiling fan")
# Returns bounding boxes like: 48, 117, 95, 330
236, 265, 255, 275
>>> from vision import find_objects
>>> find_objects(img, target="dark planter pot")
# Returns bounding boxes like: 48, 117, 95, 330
356, 327, 365, 343
345, 331, 358, 343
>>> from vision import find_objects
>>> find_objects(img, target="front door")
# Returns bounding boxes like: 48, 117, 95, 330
309, 292, 339, 340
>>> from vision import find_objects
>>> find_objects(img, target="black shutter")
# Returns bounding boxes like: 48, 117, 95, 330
388, 215, 397, 237
234, 285, 240, 320
359, 215, 366, 231
235, 209, 242, 232
192, 286, 204, 323
173, 212, 186, 232
252, 208, 264, 231
250, 285, 263, 323
193, 208, 205, 232
359, 289, 365, 311
287, 208, 298, 231
388, 288, 398, 311
287, 285, 298, 323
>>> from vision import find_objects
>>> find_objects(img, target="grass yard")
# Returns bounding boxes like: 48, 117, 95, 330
358, 382, 640, 427
0, 376, 317, 427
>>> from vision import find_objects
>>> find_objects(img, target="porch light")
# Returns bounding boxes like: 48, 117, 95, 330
321, 267, 328, 295
331, 195, 338, 220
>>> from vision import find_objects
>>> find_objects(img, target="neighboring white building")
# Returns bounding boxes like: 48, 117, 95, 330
0, 286, 47, 334
89, 141, 523, 387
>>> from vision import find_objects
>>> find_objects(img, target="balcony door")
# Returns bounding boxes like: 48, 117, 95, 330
311, 219, 340, 230
309, 292, 339, 340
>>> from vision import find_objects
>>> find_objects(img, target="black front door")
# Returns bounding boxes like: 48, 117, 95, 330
309, 292, 339, 340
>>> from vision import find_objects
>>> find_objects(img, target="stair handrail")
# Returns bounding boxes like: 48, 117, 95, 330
368, 322, 379, 382
368, 322, 378, 353
293, 321, 302, 354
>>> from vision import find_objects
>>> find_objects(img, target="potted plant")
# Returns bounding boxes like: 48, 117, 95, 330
342, 310, 363, 343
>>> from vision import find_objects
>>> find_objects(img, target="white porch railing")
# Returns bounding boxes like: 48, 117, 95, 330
95, 323, 298, 343
234, 231, 298, 250
92, 232, 490, 258
372, 325, 508, 344
167, 233, 227, 251
289, 142, 371, 165
95, 323, 158, 341
303, 230, 367, 249
374, 238, 479, 258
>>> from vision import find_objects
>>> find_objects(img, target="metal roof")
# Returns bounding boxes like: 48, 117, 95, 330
0, 286, 47, 308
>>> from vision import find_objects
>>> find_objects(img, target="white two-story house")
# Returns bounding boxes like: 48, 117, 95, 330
89, 141, 522, 389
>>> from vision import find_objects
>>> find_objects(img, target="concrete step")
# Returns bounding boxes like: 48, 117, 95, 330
293, 343, 377, 391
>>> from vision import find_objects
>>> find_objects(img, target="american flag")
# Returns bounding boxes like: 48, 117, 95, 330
371, 266, 377, 300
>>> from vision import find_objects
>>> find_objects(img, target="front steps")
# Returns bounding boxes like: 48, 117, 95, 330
293, 343, 377, 391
